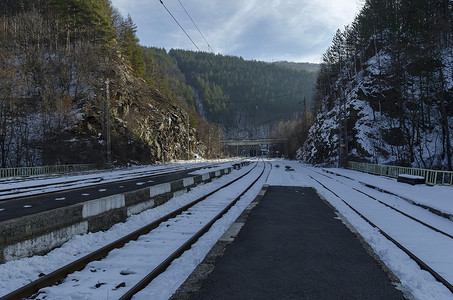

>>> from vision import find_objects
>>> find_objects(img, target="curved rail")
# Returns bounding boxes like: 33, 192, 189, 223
308, 174, 453, 293
120, 163, 266, 299
0, 162, 262, 300
323, 168, 453, 221
310, 168, 453, 240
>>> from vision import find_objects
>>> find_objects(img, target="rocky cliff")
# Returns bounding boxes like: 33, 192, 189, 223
298, 1, 453, 170
80, 63, 205, 165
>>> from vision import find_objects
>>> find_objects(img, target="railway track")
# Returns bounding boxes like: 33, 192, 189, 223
0, 164, 218, 201
0, 165, 186, 186
312, 168, 453, 237
322, 168, 453, 221
0, 162, 266, 300
304, 167, 453, 294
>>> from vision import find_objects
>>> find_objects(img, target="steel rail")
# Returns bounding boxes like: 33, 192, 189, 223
323, 168, 453, 221
0, 165, 189, 195
0, 164, 218, 202
0, 178, 103, 196
309, 175, 453, 294
312, 168, 453, 240
352, 187, 453, 239
119, 162, 267, 300
0, 162, 257, 300
0, 165, 183, 186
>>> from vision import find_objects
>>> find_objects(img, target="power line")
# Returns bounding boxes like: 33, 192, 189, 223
176, 0, 213, 52
158, 0, 200, 51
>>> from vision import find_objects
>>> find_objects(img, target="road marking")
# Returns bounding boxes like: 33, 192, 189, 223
55, 197, 66, 201
98, 189, 107, 192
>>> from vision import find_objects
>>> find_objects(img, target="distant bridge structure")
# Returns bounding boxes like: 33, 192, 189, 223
221, 138, 288, 157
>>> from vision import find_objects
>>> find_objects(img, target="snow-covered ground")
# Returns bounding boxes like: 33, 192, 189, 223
323, 167, 453, 215
267, 161, 453, 300
0, 160, 262, 299
0, 160, 239, 201
0, 159, 452, 299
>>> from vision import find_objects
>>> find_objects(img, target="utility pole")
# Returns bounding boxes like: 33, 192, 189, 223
343, 89, 348, 167
303, 96, 306, 135
187, 113, 190, 160
218, 126, 221, 158
105, 79, 112, 167
338, 86, 348, 168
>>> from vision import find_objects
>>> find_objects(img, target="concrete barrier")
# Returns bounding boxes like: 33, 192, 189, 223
0, 163, 247, 263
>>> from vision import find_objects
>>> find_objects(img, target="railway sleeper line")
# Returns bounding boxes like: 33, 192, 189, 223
0, 162, 264, 300
308, 174, 453, 294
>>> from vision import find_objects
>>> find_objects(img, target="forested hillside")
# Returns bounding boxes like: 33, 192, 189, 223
272, 61, 320, 73
300, 0, 453, 170
0, 0, 318, 167
0, 0, 206, 167
144, 49, 317, 139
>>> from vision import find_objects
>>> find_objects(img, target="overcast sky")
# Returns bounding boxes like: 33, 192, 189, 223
111, 0, 365, 63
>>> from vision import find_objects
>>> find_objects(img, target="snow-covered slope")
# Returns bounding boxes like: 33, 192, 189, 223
299, 48, 453, 169
298, 1, 453, 169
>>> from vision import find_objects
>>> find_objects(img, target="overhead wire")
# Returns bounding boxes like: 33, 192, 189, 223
158, 0, 200, 51
157, 1, 311, 107
176, 0, 213, 52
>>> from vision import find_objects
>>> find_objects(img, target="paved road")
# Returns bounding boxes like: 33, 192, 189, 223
187, 186, 406, 299
0, 167, 214, 222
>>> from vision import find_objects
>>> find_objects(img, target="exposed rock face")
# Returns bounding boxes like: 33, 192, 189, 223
81, 63, 205, 165
299, 49, 453, 169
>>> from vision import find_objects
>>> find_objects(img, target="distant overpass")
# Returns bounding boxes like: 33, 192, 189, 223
221, 138, 288, 157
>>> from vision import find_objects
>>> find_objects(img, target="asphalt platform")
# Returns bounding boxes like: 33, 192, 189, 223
180, 186, 407, 299
0, 167, 210, 222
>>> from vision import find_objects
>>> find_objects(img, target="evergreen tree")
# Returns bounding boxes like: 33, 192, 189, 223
118, 14, 145, 77
311, 0, 453, 169
50, 0, 116, 43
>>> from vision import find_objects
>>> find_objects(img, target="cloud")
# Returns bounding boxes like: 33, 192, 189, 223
111, 0, 364, 63
204, 1, 264, 54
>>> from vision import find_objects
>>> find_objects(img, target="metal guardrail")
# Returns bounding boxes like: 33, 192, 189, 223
347, 161, 453, 186
0, 164, 96, 178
